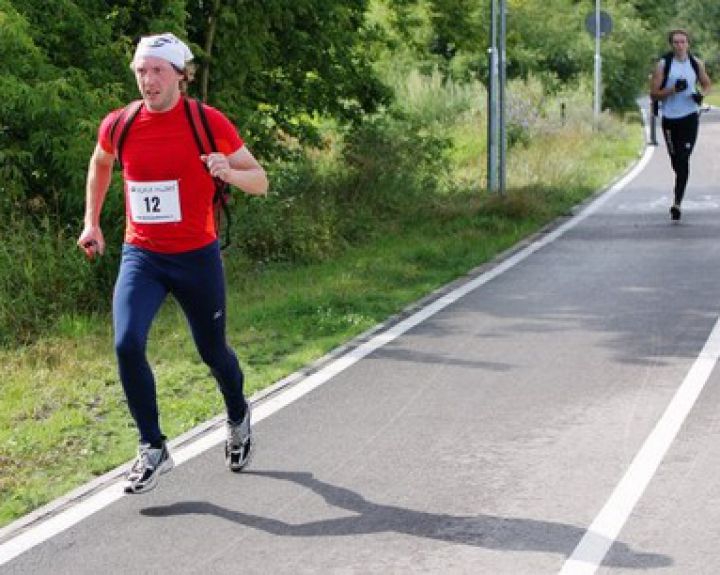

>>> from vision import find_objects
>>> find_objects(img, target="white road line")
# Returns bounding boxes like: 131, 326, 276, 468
0, 145, 654, 567
560, 315, 720, 575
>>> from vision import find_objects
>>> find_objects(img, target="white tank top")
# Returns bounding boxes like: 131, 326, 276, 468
660, 57, 699, 119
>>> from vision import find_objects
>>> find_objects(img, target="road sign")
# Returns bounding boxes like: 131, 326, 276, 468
585, 11, 612, 37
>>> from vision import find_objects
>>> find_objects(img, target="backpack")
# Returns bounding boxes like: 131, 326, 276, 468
108, 97, 233, 249
651, 51, 700, 116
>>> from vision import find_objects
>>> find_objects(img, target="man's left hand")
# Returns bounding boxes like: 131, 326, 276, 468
201, 153, 231, 181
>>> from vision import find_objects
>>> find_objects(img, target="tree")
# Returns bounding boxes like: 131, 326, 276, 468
0, 0, 391, 221
183, 0, 390, 157
596, 0, 656, 111
0, 0, 121, 220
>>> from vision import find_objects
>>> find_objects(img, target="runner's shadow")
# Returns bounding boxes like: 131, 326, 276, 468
369, 347, 515, 372
141, 470, 672, 569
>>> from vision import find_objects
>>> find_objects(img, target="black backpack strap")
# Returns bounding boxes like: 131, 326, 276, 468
183, 97, 233, 250
110, 100, 143, 170
653, 52, 674, 117
659, 52, 673, 89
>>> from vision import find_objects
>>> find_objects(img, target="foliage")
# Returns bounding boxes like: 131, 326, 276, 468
673, 0, 720, 74
506, 0, 592, 84
181, 0, 391, 157
0, 217, 117, 346
0, 0, 393, 343
231, 105, 452, 265
1, 0, 390, 207
593, 0, 656, 111
0, 0, 716, 345
378, 0, 686, 111
632, 0, 720, 75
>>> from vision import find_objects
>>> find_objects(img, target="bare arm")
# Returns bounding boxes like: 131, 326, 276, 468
202, 146, 269, 196
697, 59, 712, 95
650, 62, 673, 101
77, 143, 115, 257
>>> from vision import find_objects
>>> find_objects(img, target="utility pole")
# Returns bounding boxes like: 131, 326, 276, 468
487, 0, 499, 194
487, 0, 506, 195
594, 0, 601, 128
498, 0, 507, 195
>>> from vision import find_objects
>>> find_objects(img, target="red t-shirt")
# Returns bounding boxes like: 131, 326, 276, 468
98, 98, 244, 253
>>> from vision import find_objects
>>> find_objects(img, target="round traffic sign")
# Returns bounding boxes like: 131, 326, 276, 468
585, 11, 613, 37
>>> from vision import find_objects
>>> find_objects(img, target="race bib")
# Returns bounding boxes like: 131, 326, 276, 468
127, 180, 182, 224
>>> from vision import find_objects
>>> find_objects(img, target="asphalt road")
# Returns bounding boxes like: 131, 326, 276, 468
3, 108, 720, 574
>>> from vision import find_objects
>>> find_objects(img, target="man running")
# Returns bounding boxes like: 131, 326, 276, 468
77, 33, 268, 494
650, 28, 711, 221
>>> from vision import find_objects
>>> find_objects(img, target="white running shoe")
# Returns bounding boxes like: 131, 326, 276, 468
225, 407, 253, 472
124, 442, 174, 494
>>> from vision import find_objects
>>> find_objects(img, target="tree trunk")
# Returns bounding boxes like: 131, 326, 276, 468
201, 0, 222, 102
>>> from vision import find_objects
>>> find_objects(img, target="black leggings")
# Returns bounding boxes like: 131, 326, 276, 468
662, 112, 699, 205
113, 241, 247, 445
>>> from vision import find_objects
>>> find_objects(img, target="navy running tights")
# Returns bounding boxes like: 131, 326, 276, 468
113, 241, 247, 445
662, 112, 699, 205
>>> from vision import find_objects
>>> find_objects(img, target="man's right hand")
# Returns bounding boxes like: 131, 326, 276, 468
77, 227, 105, 260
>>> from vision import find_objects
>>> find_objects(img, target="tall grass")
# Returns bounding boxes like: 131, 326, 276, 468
0, 217, 114, 345
395, 68, 485, 125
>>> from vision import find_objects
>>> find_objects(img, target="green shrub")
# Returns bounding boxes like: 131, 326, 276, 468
0, 217, 118, 345
231, 100, 453, 267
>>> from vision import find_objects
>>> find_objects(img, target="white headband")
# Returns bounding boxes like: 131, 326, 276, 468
132, 33, 193, 70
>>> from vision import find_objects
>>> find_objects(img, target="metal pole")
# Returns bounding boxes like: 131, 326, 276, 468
487, 48, 497, 192
594, 0, 601, 128
648, 74, 658, 145
649, 101, 658, 145
487, 0, 499, 193
498, 0, 507, 196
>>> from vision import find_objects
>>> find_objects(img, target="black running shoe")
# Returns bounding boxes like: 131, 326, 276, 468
124, 442, 174, 494
670, 205, 681, 221
225, 407, 253, 472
